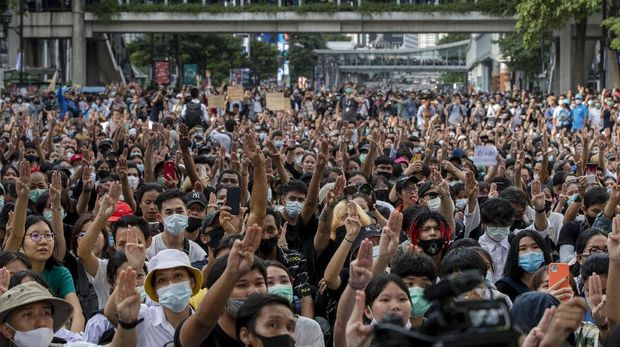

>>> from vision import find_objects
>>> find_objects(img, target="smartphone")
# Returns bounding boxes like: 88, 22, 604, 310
585, 175, 597, 184
413, 153, 422, 162
586, 163, 598, 175
548, 263, 571, 301
195, 126, 203, 137
163, 161, 177, 181
226, 186, 241, 215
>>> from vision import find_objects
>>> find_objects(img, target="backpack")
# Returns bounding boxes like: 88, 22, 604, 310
184, 102, 203, 129
76, 263, 99, 320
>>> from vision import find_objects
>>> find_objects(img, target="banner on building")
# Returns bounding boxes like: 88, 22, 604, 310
154, 61, 170, 85
183, 63, 198, 86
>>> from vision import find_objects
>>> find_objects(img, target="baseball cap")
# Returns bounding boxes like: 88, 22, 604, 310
144, 249, 203, 302
108, 201, 134, 223
394, 157, 409, 165
395, 176, 419, 193
0, 282, 73, 338
185, 191, 208, 209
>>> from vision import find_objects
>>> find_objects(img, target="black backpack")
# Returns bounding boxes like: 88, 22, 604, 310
76, 264, 99, 320
184, 102, 203, 129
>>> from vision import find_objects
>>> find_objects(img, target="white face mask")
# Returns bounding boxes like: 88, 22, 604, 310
8, 326, 54, 347
127, 176, 140, 190
427, 197, 441, 211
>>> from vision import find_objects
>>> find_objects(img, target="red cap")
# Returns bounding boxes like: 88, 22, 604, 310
70, 154, 83, 164
108, 201, 133, 223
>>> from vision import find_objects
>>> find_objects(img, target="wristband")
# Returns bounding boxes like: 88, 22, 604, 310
118, 318, 144, 330
535, 208, 546, 214
344, 237, 354, 243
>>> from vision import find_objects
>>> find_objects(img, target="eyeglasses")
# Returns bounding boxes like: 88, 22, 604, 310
402, 187, 418, 193
585, 247, 607, 255
424, 192, 440, 200
343, 183, 372, 197
26, 232, 55, 243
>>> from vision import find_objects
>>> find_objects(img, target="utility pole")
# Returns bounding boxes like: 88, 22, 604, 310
18, 0, 23, 85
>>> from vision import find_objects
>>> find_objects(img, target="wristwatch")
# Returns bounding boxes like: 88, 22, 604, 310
118, 318, 144, 329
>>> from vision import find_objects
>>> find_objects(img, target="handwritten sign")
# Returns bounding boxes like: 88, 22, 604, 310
266, 93, 290, 111
209, 95, 226, 108
473, 145, 497, 166
228, 86, 244, 101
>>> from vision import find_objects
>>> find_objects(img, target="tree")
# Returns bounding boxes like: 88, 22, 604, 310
287, 34, 326, 82
515, 0, 600, 88
249, 38, 280, 82
438, 33, 470, 45
498, 32, 550, 85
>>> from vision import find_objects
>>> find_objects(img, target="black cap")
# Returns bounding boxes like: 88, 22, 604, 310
395, 176, 419, 193
185, 191, 208, 208
417, 181, 434, 198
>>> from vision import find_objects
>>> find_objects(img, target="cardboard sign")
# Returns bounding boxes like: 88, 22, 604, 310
266, 93, 290, 111
209, 95, 226, 108
473, 145, 497, 166
228, 86, 244, 101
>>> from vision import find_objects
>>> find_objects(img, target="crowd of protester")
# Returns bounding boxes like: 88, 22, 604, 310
0, 79, 618, 347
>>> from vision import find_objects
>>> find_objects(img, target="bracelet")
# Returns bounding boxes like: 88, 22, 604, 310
535, 208, 546, 214
344, 237, 354, 243
118, 318, 144, 330
50, 207, 62, 212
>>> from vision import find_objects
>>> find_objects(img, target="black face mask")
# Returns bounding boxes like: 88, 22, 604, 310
544, 200, 553, 213
186, 217, 203, 233
24, 155, 38, 164
418, 239, 443, 256
258, 236, 278, 254
374, 189, 389, 202
205, 226, 225, 249
97, 171, 110, 179
377, 171, 393, 180
510, 219, 529, 231
253, 333, 295, 347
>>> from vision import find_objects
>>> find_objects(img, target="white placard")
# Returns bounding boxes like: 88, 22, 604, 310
473, 145, 497, 166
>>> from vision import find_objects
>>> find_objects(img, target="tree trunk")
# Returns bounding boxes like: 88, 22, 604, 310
573, 17, 588, 88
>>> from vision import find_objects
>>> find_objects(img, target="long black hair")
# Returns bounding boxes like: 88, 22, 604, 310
503, 230, 552, 279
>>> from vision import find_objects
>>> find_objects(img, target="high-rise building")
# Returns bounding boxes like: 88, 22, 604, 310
418, 33, 447, 48
402, 34, 419, 49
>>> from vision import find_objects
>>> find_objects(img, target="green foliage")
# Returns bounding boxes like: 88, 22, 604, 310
514, 0, 600, 50
126, 34, 281, 86
287, 34, 326, 81
438, 33, 470, 45
498, 32, 549, 80
87, 0, 516, 18
603, 17, 620, 50
440, 71, 466, 84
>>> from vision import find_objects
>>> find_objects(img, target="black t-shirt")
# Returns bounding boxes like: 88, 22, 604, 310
340, 96, 358, 122
173, 319, 242, 347
285, 214, 319, 285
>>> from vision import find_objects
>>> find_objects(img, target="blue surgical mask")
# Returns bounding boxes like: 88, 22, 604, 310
274, 140, 283, 149
43, 208, 66, 222
136, 164, 145, 172
163, 214, 189, 236
455, 198, 467, 210
284, 201, 303, 219
28, 188, 46, 203
485, 226, 510, 242
156, 281, 192, 312
409, 287, 431, 318
567, 193, 579, 204
518, 251, 545, 273
359, 153, 367, 163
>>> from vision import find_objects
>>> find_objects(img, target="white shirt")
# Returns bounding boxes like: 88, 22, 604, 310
136, 305, 176, 347
85, 258, 110, 310
479, 233, 511, 283
83, 312, 113, 344
180, 99, 209, 124
295, 315, 325, 347
146, 233, 207, 264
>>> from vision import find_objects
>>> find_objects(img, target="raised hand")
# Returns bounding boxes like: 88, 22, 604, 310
431, 169, 449, 198
98, 182, 121, 219
344, 201, 362, 240
586, 273, 607, 327
522, 307, 555, 347
349, 239, 374, 290
82, 160, 94, 192
317, 138, 328, 168
539, 298, 588, 347
115, 266, 141, 324
16, 160, 31, 197
117, 148, 128, 179
610, 216, 620, 263
345, 290, 373, 347
226, 223, 262, 278
378, 211, 401, 260
178, 123, 190, 150
125, 226, 146, 269
0, 267, 9, 295
49, 171, 62, 207
531, 179, 545, 211
325, 175, 345, 209
488, 183, 498, 199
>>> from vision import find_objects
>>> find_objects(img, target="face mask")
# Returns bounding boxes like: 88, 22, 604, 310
418, 239, 443, 256
156, 281, 192, 312
137, 285, 147, 302
607, 100, 613, 106
8, 326, 54, 347
409, 287, 431, 318
544, 200, 552, 213
426, 197, 441, 212
374, 189, 389, 202
259, 236, 278, 254
127, 176, 140, 190
284, 201, 303, 219
567, 193, 579, 204
359, 153, 367, 163
24, 155, 38, 163
259, 132, 267, 142
28, 188, 46, 203
485, 270, 494, 286
136, 163, 145, 172
267, 188, 273, 204
252, 332, 295, 347
186, 216, 203, 233
294, 156, 303, 165
455, 198, 467, 210
576, 100, 582, 105
0, 196, 5, 212
345, 87, 353, 94
97, 171, 110, 179
372, 245, 380, 260
205, 226, 225, 249
268, 284, 294, 304
518, 251, 545, 273
43, 208, 66, 222
274, 140, 283, 149
226, 297, 247, 318
163, 214, 189, 236
157, 176, 165, 185
485, 226, 510, 242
